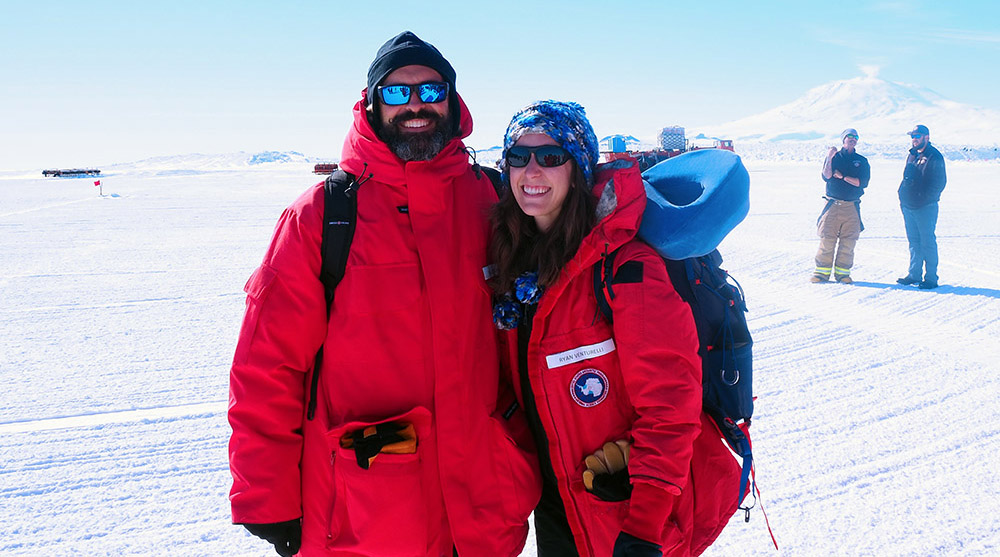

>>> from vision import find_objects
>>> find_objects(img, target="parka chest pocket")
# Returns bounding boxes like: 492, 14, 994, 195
336, 263, 420, 315
539, 325, 630, 421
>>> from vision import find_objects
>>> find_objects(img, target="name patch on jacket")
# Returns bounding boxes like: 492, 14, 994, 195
571, 368, 609, 408
545, 338, 616, 369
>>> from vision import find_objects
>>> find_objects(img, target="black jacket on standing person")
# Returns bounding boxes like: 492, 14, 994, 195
899, 143, 947, 209
825, 148, 870, 202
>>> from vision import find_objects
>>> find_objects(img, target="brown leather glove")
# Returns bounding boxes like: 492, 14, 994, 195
583, 440, 632, 501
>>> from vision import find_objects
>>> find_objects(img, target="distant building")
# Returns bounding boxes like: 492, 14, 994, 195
42, 169, 101, 177
604, 136, 627, 154
658, 126, 685, 151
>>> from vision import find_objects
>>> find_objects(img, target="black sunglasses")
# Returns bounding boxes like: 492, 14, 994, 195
377, 81, 449, 106
505, 145, 573, 168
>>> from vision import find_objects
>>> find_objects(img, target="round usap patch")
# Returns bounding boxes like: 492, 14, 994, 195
571, 368, 609, 408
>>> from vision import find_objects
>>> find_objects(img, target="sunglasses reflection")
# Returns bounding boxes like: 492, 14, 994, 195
378, 82, 449, 106
506, 145, 572, 168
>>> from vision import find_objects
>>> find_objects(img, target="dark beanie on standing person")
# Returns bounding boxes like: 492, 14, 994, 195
367, 31, 459, 133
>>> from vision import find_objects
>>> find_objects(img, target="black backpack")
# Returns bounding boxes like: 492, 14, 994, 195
593, 247, 755, 509
306, 165, 503, 420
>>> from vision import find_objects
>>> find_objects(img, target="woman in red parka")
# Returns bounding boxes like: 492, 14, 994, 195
489, 101, 706, 557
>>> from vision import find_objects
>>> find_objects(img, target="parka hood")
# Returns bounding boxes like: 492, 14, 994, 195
578, 158, 647, 268
534, 157, 647, 319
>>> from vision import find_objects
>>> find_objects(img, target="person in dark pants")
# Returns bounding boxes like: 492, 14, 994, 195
896, 124, 947, 289
490, 101, 712, 556
812, 128, 870, 284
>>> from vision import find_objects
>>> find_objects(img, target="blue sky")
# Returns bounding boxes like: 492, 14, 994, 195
2, 0, 998, 169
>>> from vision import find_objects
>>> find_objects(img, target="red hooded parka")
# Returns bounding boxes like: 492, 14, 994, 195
503, 159, 742, 556
228, 92, 541, 556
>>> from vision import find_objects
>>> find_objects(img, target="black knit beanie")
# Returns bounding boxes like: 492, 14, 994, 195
367, 31, 459, 134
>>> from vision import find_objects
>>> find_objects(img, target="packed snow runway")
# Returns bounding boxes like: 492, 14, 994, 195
1, 156, 998, 556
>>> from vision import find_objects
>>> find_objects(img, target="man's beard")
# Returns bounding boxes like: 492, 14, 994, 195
379, 109, 453, 162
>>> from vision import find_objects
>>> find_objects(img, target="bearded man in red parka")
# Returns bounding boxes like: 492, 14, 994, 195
228, 31, 541, 557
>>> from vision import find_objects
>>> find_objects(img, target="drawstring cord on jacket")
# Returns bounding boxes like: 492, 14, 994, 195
344, 162, 372, 198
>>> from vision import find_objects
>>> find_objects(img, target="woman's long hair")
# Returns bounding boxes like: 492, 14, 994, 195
489, 162, 596, 295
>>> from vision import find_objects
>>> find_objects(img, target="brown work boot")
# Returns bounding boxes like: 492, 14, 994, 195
810, 274, 829, 283
836, 275, 853, 284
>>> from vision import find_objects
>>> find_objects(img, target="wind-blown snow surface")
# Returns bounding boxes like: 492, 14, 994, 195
2, 157, 999, 556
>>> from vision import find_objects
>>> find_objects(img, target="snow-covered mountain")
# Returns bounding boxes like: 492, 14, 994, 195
695, 73, 1000, 147
486, 78, 1000, 163
48, 73, 1000, 174
104, 150, 328, 174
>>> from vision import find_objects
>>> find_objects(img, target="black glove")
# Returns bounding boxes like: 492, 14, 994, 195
590, 467, 632, 502
612, 531, 662, 557
242, 519, 302, 557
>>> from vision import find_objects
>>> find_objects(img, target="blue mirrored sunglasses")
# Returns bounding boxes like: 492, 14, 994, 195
377, 81, 449, 106
506, 145, 573, 168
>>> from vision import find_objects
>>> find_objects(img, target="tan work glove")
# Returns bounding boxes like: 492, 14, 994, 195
340, 422, 416, 469
582, 440, 632, 501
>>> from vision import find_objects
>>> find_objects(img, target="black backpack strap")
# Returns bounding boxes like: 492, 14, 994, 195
592, 246, 648, 324
593, 248, 620, 323
319, 169, 359, 298
308, 169, 361, 420
476, 164, 504, 199
467, 145, 503, 200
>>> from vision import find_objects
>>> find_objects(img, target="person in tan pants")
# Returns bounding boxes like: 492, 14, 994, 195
812, 128, 870, 283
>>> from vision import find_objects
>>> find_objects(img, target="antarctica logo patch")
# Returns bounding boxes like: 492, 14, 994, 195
571, 368, 609, 408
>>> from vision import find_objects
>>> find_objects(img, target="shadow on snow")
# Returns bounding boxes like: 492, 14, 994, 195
848, 281, 1000, 298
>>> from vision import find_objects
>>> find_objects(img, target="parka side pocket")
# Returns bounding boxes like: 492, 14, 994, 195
571, 477, 631, 554
232, 264, 277, 366
487, 404, 543, 528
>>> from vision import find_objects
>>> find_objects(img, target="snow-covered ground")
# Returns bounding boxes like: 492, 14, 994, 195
2, 156, 999, 556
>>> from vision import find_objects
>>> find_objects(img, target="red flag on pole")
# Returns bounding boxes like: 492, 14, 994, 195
94, 180, 101, 186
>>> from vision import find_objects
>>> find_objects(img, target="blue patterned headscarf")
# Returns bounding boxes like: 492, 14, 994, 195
501, 100, 600, 187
